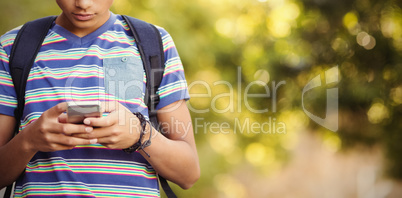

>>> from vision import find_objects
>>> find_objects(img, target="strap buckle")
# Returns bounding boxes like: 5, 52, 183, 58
148, 94, 160, 116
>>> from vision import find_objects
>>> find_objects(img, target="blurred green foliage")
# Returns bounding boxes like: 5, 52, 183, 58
1, 0, 401, 197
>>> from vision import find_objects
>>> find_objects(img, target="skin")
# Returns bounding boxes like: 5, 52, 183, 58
55, 0, 114, 37
0, 0, 199, 190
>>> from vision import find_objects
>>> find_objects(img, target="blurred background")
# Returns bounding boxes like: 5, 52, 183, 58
1, 0, 402, 197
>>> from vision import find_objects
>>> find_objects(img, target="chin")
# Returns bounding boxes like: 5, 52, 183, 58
73, 21, 96, 29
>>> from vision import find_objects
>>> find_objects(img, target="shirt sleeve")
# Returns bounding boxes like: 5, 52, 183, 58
0, 34, 18, 116
155, 27, 190, 110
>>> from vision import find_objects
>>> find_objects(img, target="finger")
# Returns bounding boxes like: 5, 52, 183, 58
57, 123, 93, 136
47, 102, 68, 117
49, 144, 76, 151
43, 134, 97, 151
96, 135, 121, 145
73, 127, 115, 139
83, 111, 118, 127
95, 129, 139, 147
58, 113, 68, 123
55, 135, 98, 146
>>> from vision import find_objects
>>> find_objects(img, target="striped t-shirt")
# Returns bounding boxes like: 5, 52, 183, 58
0, 13, 189, 197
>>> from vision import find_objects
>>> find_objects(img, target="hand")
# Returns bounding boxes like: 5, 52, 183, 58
22, 102, 97, 153
73, 101, 144, 149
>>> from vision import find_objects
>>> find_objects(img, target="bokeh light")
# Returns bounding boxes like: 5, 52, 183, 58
0, 0, 402, 197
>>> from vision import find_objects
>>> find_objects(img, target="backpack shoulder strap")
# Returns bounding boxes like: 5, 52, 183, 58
121, 15, 164, 126
9, 16, 57, 124
5, 15, 56, 198
121, 15, 176, 198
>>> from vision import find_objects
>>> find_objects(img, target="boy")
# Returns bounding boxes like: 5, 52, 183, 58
0, 0, 200, 197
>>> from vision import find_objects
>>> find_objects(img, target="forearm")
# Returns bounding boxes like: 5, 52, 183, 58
77, 100, 200, 188
0, 102, 107, 188
0, 131, 37, 188
139, 130, 199, 189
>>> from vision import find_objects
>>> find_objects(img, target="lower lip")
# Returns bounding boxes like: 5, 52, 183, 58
73, 14, 94, 21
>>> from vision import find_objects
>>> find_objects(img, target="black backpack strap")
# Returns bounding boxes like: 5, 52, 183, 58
122, 15, 164, 127
122, 16, 176, 198
3, 182, 14, 198
5, 16, 56, 198
9, 16, 57, 127
158, 175, 177, 198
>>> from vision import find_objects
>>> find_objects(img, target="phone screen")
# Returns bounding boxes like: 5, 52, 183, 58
67, 101, 101, 124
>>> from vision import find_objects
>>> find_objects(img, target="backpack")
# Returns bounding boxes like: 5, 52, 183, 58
4, 15, 177, 198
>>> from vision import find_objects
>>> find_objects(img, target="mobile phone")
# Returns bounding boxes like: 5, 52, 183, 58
67, 101, 101, 124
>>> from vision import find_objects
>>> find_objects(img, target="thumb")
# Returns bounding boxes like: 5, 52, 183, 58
102, 101, 119, 113
46, 102, 68, 117
58, 113, 68, 123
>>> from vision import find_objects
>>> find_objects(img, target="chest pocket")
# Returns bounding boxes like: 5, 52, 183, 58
103, 56, 144, 100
